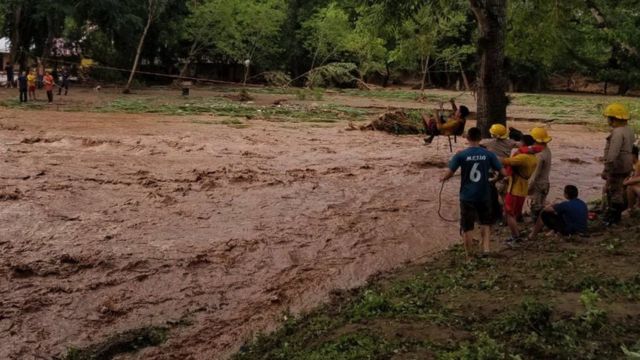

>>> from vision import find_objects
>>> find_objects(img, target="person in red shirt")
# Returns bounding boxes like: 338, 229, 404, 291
43, 71, 55, 103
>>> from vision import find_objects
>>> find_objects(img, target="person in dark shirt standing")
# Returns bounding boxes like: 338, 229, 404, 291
4, 62, 14, 88
51, 67, 60, 91
441, 127, 507, 259
529, 185, 588, 239
58, 67, 70, 95
17, 71, 28, 103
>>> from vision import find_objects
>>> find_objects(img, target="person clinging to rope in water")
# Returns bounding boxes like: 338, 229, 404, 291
423, 98, 469, 145
440, 127, 507, 260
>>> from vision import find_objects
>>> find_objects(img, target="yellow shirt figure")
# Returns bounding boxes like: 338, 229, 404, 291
502, 153, 538, 197
27, 73, 36, 88
437, 117, 463, 136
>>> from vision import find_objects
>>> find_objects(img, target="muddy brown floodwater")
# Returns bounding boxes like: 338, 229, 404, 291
0, 101, 606, 359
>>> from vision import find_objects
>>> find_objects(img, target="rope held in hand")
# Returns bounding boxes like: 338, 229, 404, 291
438, 180, 459, 223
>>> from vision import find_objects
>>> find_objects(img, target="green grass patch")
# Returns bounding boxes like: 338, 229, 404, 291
341, 88, 450, 103
511, 93, 640, 130
234, 219, 640, 359
63, 326, 168, 360
0, 99, 47, 110
92, 97, 371, 123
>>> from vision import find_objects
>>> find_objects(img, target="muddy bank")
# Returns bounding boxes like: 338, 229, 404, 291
0, 105, 605, 359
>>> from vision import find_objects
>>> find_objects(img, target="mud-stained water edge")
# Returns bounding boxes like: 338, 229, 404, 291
0, 107, 605, 359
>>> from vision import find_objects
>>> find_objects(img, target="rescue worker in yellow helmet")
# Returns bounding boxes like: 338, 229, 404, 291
602, 103, 636, 225
528, 127, 553, 220
482, 124, 516, 158
481, 123, 517, 224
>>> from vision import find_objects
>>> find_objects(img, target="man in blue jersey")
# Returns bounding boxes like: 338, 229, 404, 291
441, 127, 507, 259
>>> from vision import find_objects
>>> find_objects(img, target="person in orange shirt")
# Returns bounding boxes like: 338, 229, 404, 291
43, 71, 55, 103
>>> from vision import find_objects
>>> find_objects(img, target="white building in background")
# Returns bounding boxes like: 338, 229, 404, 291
1, 37, 10, 85
0, 37, 10, 66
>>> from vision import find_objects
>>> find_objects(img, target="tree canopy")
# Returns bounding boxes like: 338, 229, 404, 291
1, 0, 639, 94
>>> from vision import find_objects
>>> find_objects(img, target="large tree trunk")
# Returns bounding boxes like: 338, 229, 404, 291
460, 63, 471, 91
41, 14, 55, 64
469, 0, 508, 138
383, 61, 391, 87
10, 5, 23, 66
420, 56, 429, 92
124, 0, 156, 94
174, 42, 198, 86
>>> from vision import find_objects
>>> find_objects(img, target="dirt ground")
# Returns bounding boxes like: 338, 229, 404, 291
0, 87, 608, 359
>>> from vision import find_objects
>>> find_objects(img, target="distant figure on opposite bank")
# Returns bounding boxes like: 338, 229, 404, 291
27, 69, 37, 101
58, 67, 70, 96
4, 62, 15, 88
17, 71, 28, 103
43, 71, 54, 103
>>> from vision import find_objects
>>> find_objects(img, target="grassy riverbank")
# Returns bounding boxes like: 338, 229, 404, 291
234, 217, 640, 360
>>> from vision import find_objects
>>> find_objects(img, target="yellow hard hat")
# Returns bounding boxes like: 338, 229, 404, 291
603, 103, 630, 120
530, 127, 552, 143
489, 124, 508, 139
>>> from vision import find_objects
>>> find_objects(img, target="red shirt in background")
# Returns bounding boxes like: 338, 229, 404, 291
44, 74, 54, 91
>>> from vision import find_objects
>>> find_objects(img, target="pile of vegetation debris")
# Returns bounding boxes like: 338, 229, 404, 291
234, 216, 640, 359
358, 110, 423, 135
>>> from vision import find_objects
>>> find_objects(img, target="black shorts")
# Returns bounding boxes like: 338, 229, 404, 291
460, 200, 493, 232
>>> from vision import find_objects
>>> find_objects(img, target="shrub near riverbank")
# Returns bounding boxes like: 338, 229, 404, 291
235, 217, 640, 360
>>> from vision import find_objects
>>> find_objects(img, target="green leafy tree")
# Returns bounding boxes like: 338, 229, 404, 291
124, 0, 168, 93
302, 2, 352, 74
344, 12, 387, 81
182, 0, 286, 82
392, 1, 473, 91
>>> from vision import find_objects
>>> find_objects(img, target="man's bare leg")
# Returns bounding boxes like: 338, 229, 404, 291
528, 214, 545, 240
463, 231, 474, 260
627, 186, 639, 211
506, 214, 519, 238
480, 225, 491, 253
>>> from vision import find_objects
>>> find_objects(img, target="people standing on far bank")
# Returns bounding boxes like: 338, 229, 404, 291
43, 71, 54, 103
4, 62, 15, 88
18, 71, 28, 103
59, 67, 70, 96
27, 70, 37, 100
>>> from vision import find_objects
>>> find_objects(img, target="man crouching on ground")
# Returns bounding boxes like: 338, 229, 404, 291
528, 185, 588, 239
441, 127, 507, 260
